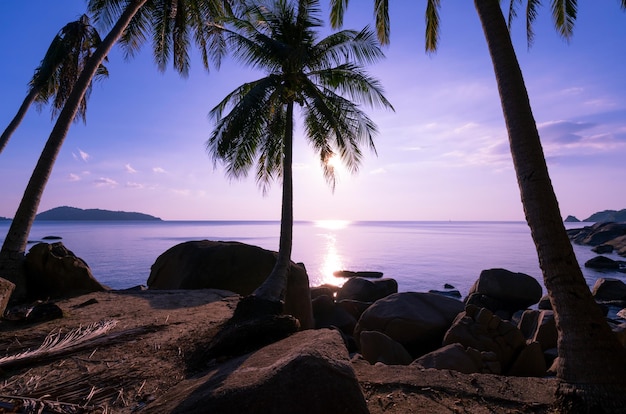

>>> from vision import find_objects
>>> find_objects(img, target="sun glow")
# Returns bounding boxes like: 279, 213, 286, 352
318, 234, 346, 287
314, 220, 351, 230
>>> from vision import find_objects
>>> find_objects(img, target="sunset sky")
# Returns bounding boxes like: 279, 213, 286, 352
1, 1, 625, 221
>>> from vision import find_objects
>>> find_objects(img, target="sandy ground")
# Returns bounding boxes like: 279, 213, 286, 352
0, 290, 558, 413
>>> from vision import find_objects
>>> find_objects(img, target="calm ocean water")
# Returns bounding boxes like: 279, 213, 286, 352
0, 220, 621, 298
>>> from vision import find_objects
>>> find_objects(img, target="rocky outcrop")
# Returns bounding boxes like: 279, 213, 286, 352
592, 278, 626, 301
568, 222, 626, 253
0, 277, 15, 317
465, 268, 543, 316
585, 256, 626, 271
335, 277, 397, 303
354, 292, 465, 358
24, 242, 108, 299
148, 329, 369, 414
147, 240, 313, 329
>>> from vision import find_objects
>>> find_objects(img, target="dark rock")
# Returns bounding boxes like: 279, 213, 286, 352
42, 235, 62, 240
443, 305, 526, 372
466, 268, 543, 312
333, 270, 383, 278
444, 283, 455, 289
24, 242, 108, 299
151, 329, 369, 414
584, 255, 621, 270
414, 343, 500, 375
359, 330, 413, 365
537, 295, 553, 310
0, 278, 15, 317
592, 244, 614, 254
506, 341, 547, 377
310, 285, 335, 300
517, 310, 557, 351
336, 277, 397, 303
354, 292, 464, 358
591, 278, 626, 301
148, 240, 313, 329
335, 299, 371, 322
564, 215, 580, 223
569, 222, 626, 246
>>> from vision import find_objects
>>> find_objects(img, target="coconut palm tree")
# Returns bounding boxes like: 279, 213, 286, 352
207, 0, 393, 309
0, 0, 238, 302
0, 14, 108, 155
330, 0, 626, 411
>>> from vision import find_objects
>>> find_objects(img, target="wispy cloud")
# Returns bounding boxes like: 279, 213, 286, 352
125, 163, 138, 173
125, 181, 144, 189
72, 148, 90, 162
153, 167, 166, 174
93, 177, 118, 188
68, 173, 81, 182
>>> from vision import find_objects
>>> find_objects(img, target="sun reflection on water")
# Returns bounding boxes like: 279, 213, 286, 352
313, 220, 352, 287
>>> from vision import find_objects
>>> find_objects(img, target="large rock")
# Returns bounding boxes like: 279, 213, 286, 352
591, 278, 626, 301
336, 277, 398, 303
147, 240, 313, 328
569, 222, 626, 246
585, 256, 623, 270
147, 329, 368, 414
354, 292, 465, 358
413, 343, 501, 375
443, 305, 526, 372
466, 268, 543, 312
24, 242, 108, 299
0, 277, 15, 316
359, 330, 413, 366
518, 310, 557, 352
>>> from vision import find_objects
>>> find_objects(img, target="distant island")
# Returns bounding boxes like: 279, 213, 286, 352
35, 206, 162, 221
565, 209, 626, 223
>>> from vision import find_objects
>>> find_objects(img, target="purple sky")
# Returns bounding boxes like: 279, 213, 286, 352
1, 1, 625, 221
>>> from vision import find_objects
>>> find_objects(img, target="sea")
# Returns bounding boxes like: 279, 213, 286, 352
0, 220, 621, 298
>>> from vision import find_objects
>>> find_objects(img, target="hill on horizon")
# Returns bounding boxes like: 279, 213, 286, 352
565, 209, 626, 223
35, 206, 162, 221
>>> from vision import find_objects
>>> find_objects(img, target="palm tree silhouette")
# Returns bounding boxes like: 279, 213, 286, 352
207, 0, 393, 314
330, 0, 626, 410
0, 14, 108, 154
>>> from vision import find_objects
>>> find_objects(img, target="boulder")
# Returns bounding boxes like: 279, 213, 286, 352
354, 292, 465, 358
443, 305, 526, 371
313, 296, 357, 334
592, 245, 614, 254
147, 240, 313, 329
584, 256, 622, 270
569, 222, 626, 246
466, 268, 543, 312
413, 343, 500, 375
517, 310, 557, 351
336, 277, 397, 303
537, 295, 553, 310
591, 278, 626, 301
506, 341, 547, 377
359, 330, 413, 366
0, 277, 15, 316
24, 242, 108, 299
149, 329, 368, 414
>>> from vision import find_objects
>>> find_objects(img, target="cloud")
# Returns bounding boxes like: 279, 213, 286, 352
153, 167, 166, 174
125, 164, 138, 173
93, 177, 118, 188
72, 148, 90, 162
68, 173, 81, 182
125, 181, 144, 189
538, 120, 596, 144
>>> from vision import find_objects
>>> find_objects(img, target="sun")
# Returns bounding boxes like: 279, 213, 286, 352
325, 153, 340, 169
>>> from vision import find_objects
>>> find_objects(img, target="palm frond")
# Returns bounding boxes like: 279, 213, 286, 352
551, 0, 577, 40
329, 0, 348, 29
425, 0, 441, 53
526, 0, 540, 47
0, 320, 117, 369
374, 0, 390, 45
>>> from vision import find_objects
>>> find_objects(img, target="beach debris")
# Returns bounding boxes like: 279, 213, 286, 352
0, 319, 117, 369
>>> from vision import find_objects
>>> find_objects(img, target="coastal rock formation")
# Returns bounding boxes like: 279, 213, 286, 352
24, 242, 108, 299
353, 292, 465, 358
0, 277, 15, 316
466, 268, 543, 314
442, 305, 527, 374
147, 240, 313, 329
568, 222, 626, 254
148, 329, 369, 414
592, 278, 626, 301
413, 343, 501, 374
585, 255, 625, 270
335, 276, 398, 302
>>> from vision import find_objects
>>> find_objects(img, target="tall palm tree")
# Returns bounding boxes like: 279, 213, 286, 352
0, 0, 237, 302
207, 0, 393, 309
0, 14, 108, 155
330, 0, 626, 411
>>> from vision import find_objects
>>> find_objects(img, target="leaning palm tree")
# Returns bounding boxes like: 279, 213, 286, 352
207, 0, 393, 311
0, 14, 108, 155
330, 0, 626, 411
0, 0, 238, 302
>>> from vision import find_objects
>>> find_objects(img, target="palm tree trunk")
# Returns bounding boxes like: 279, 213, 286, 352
254, 101, 295, 303
474, 0, 626, 411
0, 0, 149, 302
0, 88, 41, 154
